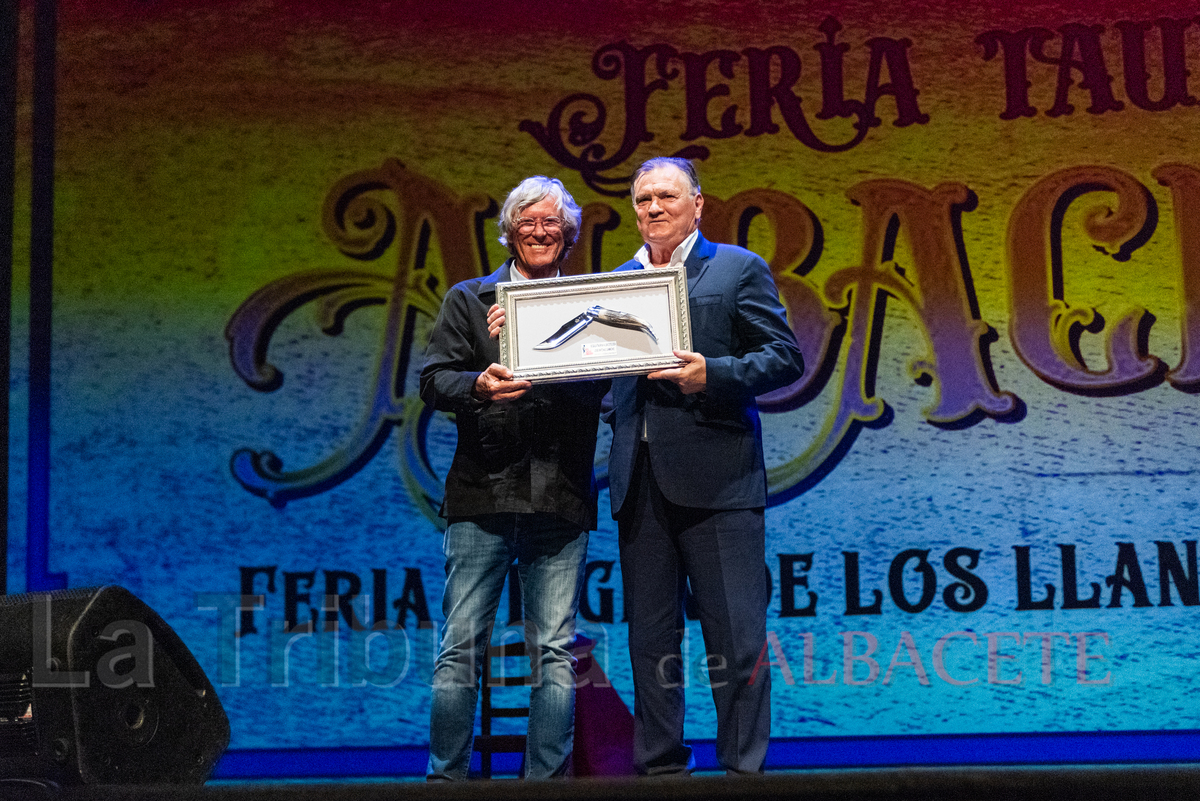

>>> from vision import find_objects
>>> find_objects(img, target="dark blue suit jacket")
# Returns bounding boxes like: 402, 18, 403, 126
607, 234, 804, 515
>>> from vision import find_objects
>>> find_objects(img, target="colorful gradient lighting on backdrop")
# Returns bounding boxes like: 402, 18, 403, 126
10, 0, 1200, 777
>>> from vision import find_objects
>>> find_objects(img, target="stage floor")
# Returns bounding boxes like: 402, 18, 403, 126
10, 765, 1199, 801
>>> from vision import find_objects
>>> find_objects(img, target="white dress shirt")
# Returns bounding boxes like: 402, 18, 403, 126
634, 228, 700, 270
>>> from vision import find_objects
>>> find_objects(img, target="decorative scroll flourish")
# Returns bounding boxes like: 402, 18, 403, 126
226, 270, 393, 392
699, 189, 841, 413
518, 42, 711, 197
226, 160, 493, 515
1007, 165, 1165, 395
760, 179, 1021, 502
1154, 164, 1200, 392
398, 399, 446, 528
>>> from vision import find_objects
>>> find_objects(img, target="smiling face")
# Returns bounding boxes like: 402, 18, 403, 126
511, 196, 566, 279
632, 165, 704, 264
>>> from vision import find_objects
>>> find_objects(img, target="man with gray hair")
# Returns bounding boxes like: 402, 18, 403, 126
421, 176, 607, 780
607, 157, 803, 775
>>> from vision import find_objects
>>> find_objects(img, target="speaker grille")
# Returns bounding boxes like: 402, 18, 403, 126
0, 673, 37, 755
0, 587, 96, 607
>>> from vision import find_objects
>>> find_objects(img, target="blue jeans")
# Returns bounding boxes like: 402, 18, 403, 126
427, 513, 589, 780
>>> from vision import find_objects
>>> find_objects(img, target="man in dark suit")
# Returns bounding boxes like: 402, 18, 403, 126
607, 158, 803, 775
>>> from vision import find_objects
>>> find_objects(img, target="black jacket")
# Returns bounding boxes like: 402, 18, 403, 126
419, 261, 608, 530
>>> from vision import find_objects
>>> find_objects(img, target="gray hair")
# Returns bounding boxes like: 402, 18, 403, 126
497, 176, 582, 257
630, 157, 702, 201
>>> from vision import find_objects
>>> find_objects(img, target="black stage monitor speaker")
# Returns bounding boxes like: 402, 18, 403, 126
0, 585, 229, 785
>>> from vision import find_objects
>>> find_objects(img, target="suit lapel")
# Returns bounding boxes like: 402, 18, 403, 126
685, 234, 716, 295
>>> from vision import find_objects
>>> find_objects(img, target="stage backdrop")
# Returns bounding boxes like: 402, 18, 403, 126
10, 0, 1200, 776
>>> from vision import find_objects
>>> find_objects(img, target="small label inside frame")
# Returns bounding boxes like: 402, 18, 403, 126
581, 342, 619, 358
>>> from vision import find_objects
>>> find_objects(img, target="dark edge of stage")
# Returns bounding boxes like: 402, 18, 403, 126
8, 765, 1200, 801
210, 729, 1200, 781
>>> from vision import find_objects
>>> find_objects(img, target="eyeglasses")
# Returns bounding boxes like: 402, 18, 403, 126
515, 216, 563, 234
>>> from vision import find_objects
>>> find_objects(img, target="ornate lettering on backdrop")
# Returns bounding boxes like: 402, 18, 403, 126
520, 18, 929, 196
217, 539, 1200, 676
225, 14, 1200, 518
225, 162, 1200, 517
519, 16, 1199, 195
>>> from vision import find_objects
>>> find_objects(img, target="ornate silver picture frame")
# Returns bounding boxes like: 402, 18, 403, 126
496, 266, 692, 383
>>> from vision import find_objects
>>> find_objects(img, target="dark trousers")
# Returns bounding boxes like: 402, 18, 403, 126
618, 444, 771, 775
